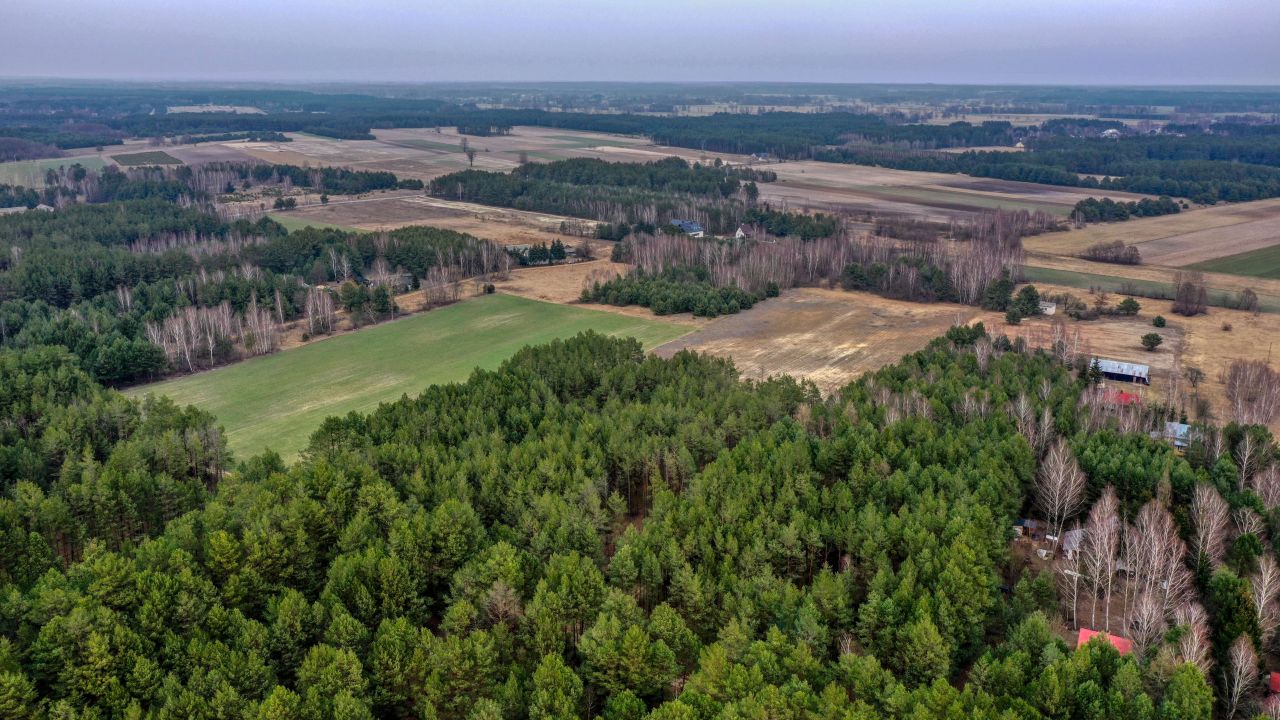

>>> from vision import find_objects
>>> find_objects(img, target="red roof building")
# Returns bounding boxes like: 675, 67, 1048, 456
1101, 389, 1142, 406
1270, 671, 1280, 694
1077, 628, 1133, 655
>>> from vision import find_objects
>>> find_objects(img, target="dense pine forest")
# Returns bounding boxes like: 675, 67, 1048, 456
6, 326, 1277, 718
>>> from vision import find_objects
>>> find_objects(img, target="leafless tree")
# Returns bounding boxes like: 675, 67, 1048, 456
1058, 523, 1086, 628
1253, 555, 1280, 649
1223, 634, 1258, 719
1263, 695, 1280, 720
1083, 487, 1121, 631
1128, 591, 1166, 657
1192, 484, 1231, 568
1037, 438, 1087, 549
1225, 360, 1280, 425
1127, 499, 1192, 616
1174, 603, 1213, 675
1236, 432, 1261, 493
1252, 464, 1280, 510
304, 286, 336, 335
1235, 507, 1267, 544
1172, 271, 1208, 316
1011, 392, 1040, 450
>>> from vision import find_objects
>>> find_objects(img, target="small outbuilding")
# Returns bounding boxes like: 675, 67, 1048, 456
1094, 358, 1150, 385
1061, 528, 1086, 560
1161, 422, 1193, 449
1101, 389, 1142, 407
1077, 628, 1133, 655
1038, 301, 1057, 316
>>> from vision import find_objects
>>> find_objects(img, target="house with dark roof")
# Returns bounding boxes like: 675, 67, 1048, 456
1093, 358, 1150, 385
670, 219, 705, 237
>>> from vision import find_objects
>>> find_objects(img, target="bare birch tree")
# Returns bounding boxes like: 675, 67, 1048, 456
1192, 484, 1231, 568
1253, 555, 1280, 649
1083, 487, 1121, 631
1223, 634, 1258, 719
1127, 499, 1192, 616
1037, 437, 1087, 550
1253, 464, 1280, 511
1058, 522, 1086, 629
1174, 602, 1213, 675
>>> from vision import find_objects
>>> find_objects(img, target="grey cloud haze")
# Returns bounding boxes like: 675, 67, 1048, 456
2, 0, 1277, 84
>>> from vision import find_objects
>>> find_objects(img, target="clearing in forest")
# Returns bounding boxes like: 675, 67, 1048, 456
129, 294, 691, 460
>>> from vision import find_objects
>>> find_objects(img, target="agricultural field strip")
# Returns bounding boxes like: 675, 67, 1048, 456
0, 156, 108, 186
1024, 198, 1280, 259
1189, 244, 1280, 279
129, 294, 692, 460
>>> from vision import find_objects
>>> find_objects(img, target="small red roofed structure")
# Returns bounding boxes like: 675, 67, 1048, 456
1270, 671, 1280, 694
1077, 628, 1133, 655
1102, 389, 1142, 406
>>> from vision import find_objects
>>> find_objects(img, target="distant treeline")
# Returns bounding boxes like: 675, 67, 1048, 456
228, 162, 419, 194
1072, 196, 1182, 223
179, 131, 292, 144
819, 146, 1280, 204
0, 136, 64, 162
429, 157, 775, 236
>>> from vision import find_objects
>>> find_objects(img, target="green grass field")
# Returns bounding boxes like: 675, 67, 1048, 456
1189, 244, 1280, 279
0, 156, 107, 187
112, 151, 183, 166
1022, 265, 1280, 313
129, 294, 691, 460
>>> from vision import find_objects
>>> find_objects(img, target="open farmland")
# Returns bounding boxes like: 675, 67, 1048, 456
0, 155, 107, 186
237, 126, 655, 182
756, 160, 1149, 222
1025, 198, 1280, 267
1022, 252, 1280, 311
129, 293, 691, 459
1191, 244, 1280, 279
653, 288, 978, 392
278, 190, 592, 246
112, 150, 184, 166
223, 126, 1149, 223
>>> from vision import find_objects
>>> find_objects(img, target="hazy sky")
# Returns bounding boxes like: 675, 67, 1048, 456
3, 0, 1277, 85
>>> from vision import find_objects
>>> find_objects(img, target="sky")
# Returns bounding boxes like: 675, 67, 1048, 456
2, 0, 1277, 85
